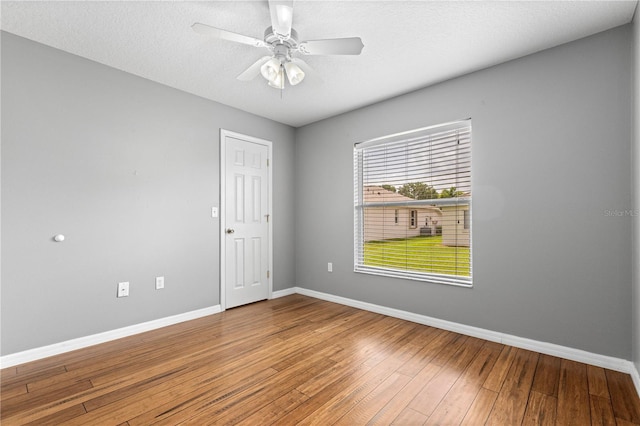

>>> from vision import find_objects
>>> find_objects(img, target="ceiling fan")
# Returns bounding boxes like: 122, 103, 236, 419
192, 0, 364, 89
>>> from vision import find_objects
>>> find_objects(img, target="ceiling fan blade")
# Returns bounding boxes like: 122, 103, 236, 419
237, 56, 272, 81
192, 23, 266, 48
298, 37, 364, 55
268, 0, 294, 40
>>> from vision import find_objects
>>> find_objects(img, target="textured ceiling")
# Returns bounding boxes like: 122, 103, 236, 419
1, 1, 637, 127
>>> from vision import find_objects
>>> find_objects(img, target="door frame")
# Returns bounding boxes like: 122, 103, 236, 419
219, 129, 273, 311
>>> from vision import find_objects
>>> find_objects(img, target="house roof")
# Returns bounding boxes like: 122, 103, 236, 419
363, 185, 469, 208
363, 186, 415, 203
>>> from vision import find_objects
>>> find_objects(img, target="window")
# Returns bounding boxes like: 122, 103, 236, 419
354, 120, 472, 287
410, 210, 417, 228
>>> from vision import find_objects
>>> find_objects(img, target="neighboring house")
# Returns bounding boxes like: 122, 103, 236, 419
440, 201, 471, 248
362, 186, 442, 242
362, 186, 470, 247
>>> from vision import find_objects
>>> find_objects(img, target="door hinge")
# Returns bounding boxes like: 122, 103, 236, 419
265, 214, 270, 223
267, 158, 270, 167
267, 270, 270, 279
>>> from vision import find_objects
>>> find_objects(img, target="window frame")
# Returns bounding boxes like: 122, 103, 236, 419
353, 119, 472, 288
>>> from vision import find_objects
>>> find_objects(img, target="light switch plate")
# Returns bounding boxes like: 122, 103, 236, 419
117, 282, 129, 298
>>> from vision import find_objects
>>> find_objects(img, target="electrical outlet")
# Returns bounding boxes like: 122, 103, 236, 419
328, 262, 333, 273
117, 282, 129, 298
155, 276, 165, 290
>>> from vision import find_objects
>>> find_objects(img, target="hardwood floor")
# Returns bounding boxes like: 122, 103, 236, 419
1, 294, 639, 425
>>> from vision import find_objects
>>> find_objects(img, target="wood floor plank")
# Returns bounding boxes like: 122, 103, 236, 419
187, 358, 338, 425
429, 333, 470, 367
367, 363, 442, 425
234, 389, 309, 425
294, 330, 425, 426
615, 417, 640, 426
395, 328, 454, 377
87, 326, 283, 387
0, 383, 28, 401
460, 388, 498, 425
80, 332, 286, 414
483, 344, 518, 392
82, 339, 319, 425
0, 379, 93, 422
522, 390, 557, 426
82, 365, 192, 412
22, 403, 87, 426
407, 337, 485, 418
1, 295, 639, 426
120, 343, 342, 425
531, 353, 561, 397
1, 365, 67, 389
557, 358, 591, 426
0, 367, 18, 381
587, 365, 610, 398
295, 317, 418, 399
333, 372, 412, 425
14, 313, 318, 423
605, 369, 640, 424
425, 341, 503, 425
392, 407, 428, 425
125, 367, 280, 426
87, 324, 317, 410
589, 394, 616, 426
485, 348, 539, 426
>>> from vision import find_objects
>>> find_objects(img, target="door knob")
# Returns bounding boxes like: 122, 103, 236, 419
226, 228, 235, 234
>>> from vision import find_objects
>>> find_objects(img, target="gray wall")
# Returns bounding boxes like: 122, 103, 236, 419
633, 14, 640, 376
2, 24, 636, 364
1, 32, 296, 355
295, 26, 633, 359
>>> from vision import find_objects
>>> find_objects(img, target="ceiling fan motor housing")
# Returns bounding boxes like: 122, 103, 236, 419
264, 26, 299, 57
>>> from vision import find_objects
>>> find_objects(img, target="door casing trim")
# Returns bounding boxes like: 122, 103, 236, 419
219, 129, 273, 311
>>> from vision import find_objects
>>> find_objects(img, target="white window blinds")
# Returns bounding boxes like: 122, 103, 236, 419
354, 120, 472, 287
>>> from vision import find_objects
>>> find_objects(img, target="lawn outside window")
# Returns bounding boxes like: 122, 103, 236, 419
353, 120, 472, 287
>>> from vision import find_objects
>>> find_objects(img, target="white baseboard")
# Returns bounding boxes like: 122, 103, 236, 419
0, 305, 221, 369
293, 286, 640, 396
271, 288, 297, 299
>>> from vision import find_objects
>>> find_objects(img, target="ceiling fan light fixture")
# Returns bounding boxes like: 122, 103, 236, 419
267, 65, 285, 89
260, 57, 281, 82
284, 61, 305, 86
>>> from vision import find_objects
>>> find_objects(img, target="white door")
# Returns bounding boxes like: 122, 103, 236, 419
221, 130, 271, 309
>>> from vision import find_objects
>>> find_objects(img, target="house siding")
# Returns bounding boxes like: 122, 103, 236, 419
363, 207, 442, 241
441, 205, 470, 247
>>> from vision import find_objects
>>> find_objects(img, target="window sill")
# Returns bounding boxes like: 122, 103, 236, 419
354, 266, 473, 288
